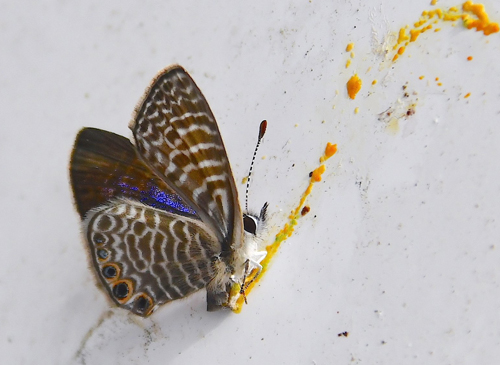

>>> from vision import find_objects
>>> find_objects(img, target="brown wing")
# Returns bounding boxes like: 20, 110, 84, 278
85, 199, 220, 317
70, 128, 197, 219
130, 65, 243, 252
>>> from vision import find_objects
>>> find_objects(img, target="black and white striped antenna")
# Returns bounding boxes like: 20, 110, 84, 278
245, 120, 267, 212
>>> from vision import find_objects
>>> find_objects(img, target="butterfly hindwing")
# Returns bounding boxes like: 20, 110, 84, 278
85, 199, 221, 317
130, 65, 243, 251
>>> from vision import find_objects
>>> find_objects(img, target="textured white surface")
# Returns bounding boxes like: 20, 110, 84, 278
1, 0, 499, 364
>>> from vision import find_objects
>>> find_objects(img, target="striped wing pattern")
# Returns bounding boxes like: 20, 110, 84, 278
131, 66, 243, 251
85, 199, 221, 316
71, 65, 246, 315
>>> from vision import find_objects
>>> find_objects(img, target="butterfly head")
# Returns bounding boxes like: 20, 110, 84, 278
220, 202, 269, 309
243, 202, 268, 237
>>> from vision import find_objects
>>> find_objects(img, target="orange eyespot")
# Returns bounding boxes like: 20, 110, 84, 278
101, 263, 120, 280
96, 248, 110, 262
134, 293, 154, 316
112, 279, 134, 303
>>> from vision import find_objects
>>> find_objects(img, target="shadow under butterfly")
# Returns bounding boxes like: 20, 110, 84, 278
70, 65, 268, 317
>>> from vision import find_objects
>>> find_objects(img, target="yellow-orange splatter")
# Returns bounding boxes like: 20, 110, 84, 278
346, 43, 354, 52
354, 107, 360, 114
464, 92, 471, 98
467, 56, 473, 61
391, 1, 499, 63
347, 74, 362, 99
372, 79, 378, 85
231, 143, 338, 312
419, 75, 425, 80
346, 59, 352, 68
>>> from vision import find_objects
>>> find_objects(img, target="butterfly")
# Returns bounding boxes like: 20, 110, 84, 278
70, 65, 268, 317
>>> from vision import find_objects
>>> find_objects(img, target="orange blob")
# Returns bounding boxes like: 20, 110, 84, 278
346, 43, 354, 52
409, 29, 420, 42
462, 1, 500, 35
464, 92, 471, 98
347, 74, 362, 99
467, 56, 473, 61
312, 165, 326, 182
324, 142, 338, 159
395, 28, 409, 48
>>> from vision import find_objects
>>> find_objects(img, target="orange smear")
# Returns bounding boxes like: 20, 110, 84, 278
346, 59, 352, 68
419, 75, 425, 80
346, 43, 354, 52
347, 74, 362, 99
464, 92, 471, 98
467, 56, 473, 60
232, 143, 338, 312
372, 79, 378, 85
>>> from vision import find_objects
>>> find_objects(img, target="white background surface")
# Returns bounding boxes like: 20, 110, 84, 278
1, 1, 500, 364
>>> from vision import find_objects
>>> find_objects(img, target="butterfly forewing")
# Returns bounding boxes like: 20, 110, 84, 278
70, 128, 196, 219
130, 66, 242, 251
86, 199, 221, 316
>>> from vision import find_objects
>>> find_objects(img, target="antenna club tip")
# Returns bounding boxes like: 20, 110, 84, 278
259, 120, 268, 139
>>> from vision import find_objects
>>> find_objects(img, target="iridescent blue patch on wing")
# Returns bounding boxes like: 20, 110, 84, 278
144, 184, 197, 215
116, 180, 197, 217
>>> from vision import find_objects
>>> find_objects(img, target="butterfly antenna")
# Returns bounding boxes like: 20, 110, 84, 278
245, 120, 268, 212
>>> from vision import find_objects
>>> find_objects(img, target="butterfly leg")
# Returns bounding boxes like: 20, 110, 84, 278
239, 256, 265, 304
239, 260, 251, 304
